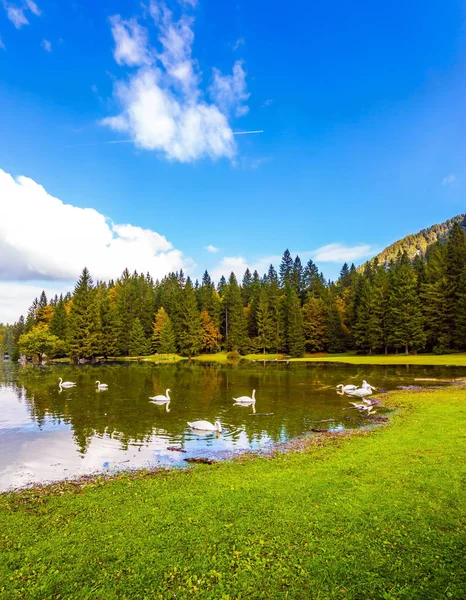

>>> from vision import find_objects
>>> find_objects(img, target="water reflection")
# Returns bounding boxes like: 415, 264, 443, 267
1, 361, 464, 490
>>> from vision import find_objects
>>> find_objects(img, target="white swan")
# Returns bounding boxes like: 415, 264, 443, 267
95, 380, 108, 390
362, 380, 377, 390
336, 384, 358, 393
58, 377, 76, 388
187, 420, 222, 433
149, 389, 171, 404
233, 389, 256, 405
349, 402, 377, 414
348, 386, 373, 398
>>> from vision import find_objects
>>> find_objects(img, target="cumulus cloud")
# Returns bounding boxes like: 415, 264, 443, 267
2, 0, 40, 28
0, 168, 188, 284
0, 36, 5, 50
41, 38, 51, 52
109, 15, 151, 67
311, 243, 375, 263
442, 173, 456, 186
0, 282, 70, 324
209, 61, 250, 117
101, 0, 250, 162
205, 244, 219, 253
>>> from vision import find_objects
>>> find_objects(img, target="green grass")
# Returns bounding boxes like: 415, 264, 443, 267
1, 387, 465, 599
290, 352, 466, 366
54, 351, 466, 367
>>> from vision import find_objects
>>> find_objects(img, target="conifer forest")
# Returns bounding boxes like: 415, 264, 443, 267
2, 220, 466, 361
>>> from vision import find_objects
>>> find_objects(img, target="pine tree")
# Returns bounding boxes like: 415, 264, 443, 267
67, 267, 94, 359
279, 249, 294, 287
152, 307, 171, 353
352, 279, 373, 353
285, 286, 305, 357
454, 265, 466, 349
302, 296, 327, 352
50, 295, 68, 341
223, 273, 249, 353
292, 255, 304, 296
267, 274, 284, 351
158, 317, 177, 353
256, 287, 275, 353
387, 253, 426, 354
178, 278, 202, 357
367, 266, 390, 353
129, 318, 150, 356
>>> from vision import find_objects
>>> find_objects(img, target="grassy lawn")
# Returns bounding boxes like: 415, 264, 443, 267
1, 387, 465, 599
57, 351, 466, 367
291, 352, 466, 366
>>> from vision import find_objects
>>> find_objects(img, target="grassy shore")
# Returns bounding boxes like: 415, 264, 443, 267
104, 351, 466, 367
1, 386, 465, 599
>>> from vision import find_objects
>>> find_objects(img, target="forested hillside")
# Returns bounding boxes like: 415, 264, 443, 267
365, 214, 465, 268
3, 220, 466, 360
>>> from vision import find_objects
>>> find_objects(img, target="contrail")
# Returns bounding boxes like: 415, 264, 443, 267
65, 130, 263, 148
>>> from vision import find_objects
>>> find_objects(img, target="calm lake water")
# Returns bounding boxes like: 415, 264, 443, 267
1, 360, 464, 491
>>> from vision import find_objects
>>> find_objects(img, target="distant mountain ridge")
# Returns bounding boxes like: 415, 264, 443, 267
364, 213, 466, 268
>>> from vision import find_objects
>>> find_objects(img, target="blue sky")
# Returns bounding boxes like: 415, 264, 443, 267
0, 0, 465, 321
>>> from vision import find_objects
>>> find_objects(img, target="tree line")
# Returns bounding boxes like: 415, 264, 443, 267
2, 221, 466, 361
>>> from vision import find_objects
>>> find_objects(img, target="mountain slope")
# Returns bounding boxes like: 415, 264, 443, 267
366, 214, 466, 268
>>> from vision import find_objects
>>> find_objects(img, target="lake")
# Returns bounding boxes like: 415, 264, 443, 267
1, 360, 463, 491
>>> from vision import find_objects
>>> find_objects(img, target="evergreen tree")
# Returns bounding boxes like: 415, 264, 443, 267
302, 296, 327, 352
158, 317, 177, 353
67, 267, 94, 359
367, 266, 390, 353
256, 287, 275, 353
454, 265, 466, 349
129, 318, 150, 356
50, 295, 68, 341
223, 273, 249, 353
285, 286, 305, 357
279, 249, 293, 287
178, 279, 202, 357
387, 253, 426, 354
152, 307, 171, 353
292, 255, 304, 296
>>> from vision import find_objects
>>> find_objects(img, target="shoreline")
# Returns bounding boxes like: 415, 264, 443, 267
42, 350, 466, 368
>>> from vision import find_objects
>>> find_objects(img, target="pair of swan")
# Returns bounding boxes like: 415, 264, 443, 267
336, 380, 376, 397
190, 390, 257, 431
58, 378, 109, 390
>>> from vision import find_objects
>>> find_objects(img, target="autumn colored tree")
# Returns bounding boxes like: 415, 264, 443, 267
200, 310, 222, 353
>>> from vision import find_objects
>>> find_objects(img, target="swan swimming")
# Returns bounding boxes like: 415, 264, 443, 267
233, 389, 256, 405
336, 384, 358, 393
149, 389, 171, 404
348, 386, 373, 398
95, 380, 108, 390
362, 380, 377, 390
187, 420, 222, 433
58, 377, 76, 388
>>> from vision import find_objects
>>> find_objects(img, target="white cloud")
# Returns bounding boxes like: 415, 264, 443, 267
311, 243, 375, 263
41, 38, 51, 52
2, 0, 40, 28
101, 1, 250, 162
209, 60, 250, 117
109, 15, 151, 67
0, 36, 5, 50
0, 282, 70, 324
262, 98, 273, 107
233, 37, 245, 51
24, 0, 40, 16
442, 173, 456, 186
0, 168, 188, 286
211, 256, 248, 281
205, 244, 219, 253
